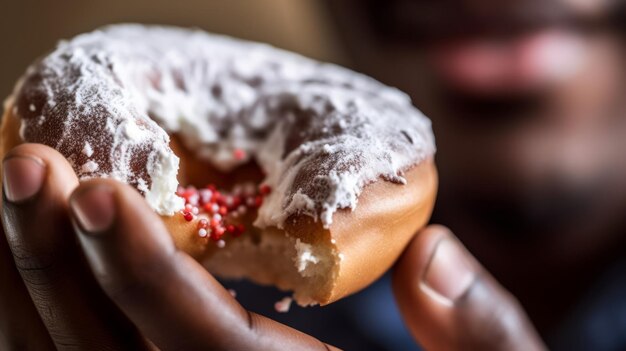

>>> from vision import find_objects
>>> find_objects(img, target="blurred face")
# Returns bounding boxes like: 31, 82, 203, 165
329, 0, 626, 264
330, 0, 626, 226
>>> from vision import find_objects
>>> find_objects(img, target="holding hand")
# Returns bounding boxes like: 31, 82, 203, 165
393, 225, 546, 350
1, 144, 545, 350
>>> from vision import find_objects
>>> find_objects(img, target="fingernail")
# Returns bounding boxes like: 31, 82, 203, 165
70, 185, 116, 234
2, 156, 46, 202
421, 239, 476, 306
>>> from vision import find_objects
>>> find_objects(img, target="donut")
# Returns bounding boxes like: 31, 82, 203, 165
1, 24, 437, 306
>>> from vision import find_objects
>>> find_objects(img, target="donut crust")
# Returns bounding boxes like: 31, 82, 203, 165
2, 95, 437, 306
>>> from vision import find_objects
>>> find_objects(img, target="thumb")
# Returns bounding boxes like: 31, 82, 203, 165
392, 225, 546, 351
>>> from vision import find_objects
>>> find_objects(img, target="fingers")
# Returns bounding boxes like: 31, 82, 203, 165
392, 225, 546, 351
0, 224, 54, 350
70, 178, 340, 351
1, 143, 151, 350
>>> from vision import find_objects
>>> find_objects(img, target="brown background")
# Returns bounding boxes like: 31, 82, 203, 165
0, 0, 346, 101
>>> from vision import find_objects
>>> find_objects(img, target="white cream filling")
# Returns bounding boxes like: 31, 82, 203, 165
294, 239, 320, 277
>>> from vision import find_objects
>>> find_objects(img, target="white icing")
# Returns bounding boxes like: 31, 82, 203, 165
82, 142, 94, 157
294, 239, 320, 277
274, 297, 293, 313
13, 24, 435, 225
81, 160, 99, 173
136, 178, 149, 194
144, 146, 185, 215
122, 119, 145, 142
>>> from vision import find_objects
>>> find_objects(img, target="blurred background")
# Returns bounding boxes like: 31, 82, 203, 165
2, 1, 626, 350
0, 0, 345, 98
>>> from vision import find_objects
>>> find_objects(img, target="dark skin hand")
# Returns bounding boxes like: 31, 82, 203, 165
1, 144, 546, 350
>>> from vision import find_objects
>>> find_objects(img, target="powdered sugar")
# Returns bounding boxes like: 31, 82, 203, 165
12, 24, 435, 226
82, 142, 94, 157
294, 239, 320, 277
81, 160, 99, 173
274, 297, 293, 313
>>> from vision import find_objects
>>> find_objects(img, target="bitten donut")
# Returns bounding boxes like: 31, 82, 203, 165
1, 25, 437, 306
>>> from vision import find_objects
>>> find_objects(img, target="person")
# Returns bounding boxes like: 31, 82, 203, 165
326, 0, 626, 349
1, 144, 545, 351
1, 1, 624, 351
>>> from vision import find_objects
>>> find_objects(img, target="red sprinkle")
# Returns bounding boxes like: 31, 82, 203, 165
210, 218, 221, 228
233, 148, 246, 160
254, 196, 263, 207
218, 206, 228, 216
231, 196, 242, 208
197, 219, 209, 229
211, 226, 226, 241
183, 211, 193, 222
259, 184, 272, 195
176, 182, 271, 245
213, 191, 222, 202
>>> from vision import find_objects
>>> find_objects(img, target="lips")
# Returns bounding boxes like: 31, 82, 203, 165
429, 28, 587, 94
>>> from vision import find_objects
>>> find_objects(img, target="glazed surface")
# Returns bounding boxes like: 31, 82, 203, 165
11, 24, 435, 227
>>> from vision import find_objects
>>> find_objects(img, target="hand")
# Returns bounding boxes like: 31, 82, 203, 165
0, 144, 154, 350
1, 143, 546, 350
1, 144, 339, 350
392, 225, 547, 350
